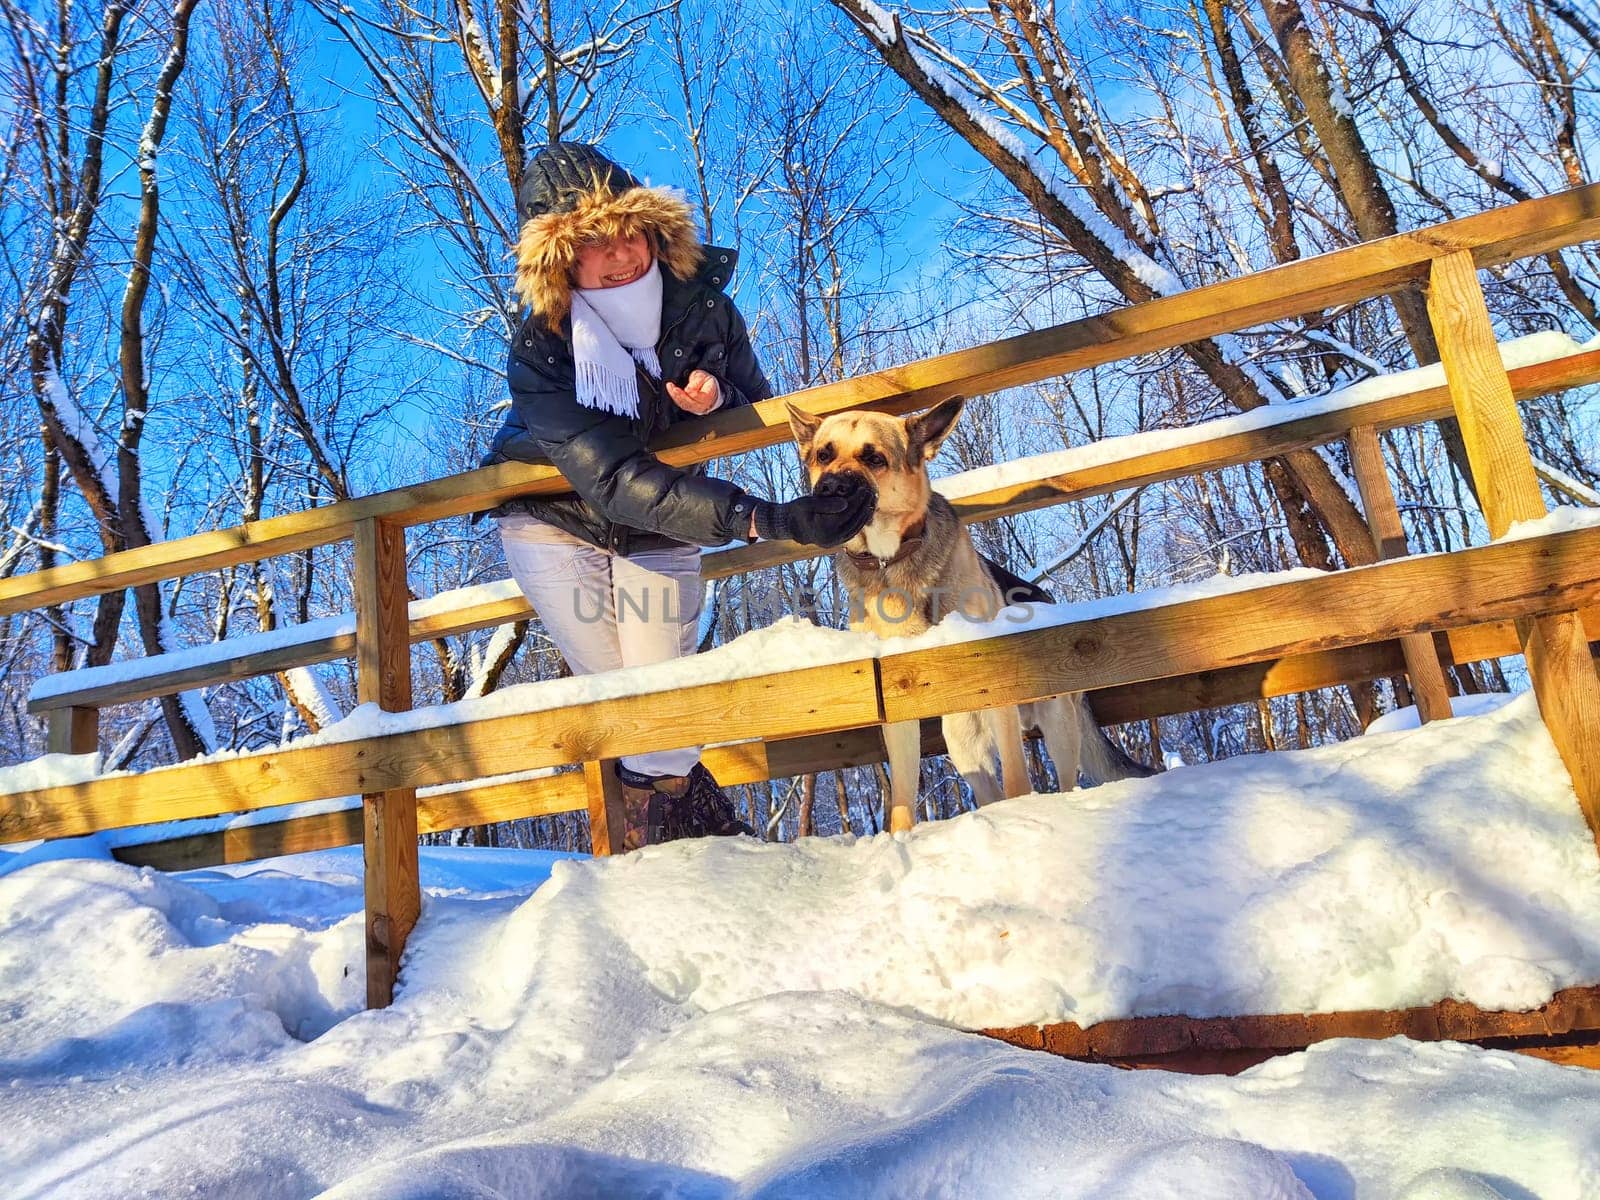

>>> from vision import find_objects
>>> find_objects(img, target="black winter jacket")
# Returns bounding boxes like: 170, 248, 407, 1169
486, 247, 773, 554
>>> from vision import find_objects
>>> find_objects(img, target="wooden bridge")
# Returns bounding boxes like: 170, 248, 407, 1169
5, 186, 1600, 1068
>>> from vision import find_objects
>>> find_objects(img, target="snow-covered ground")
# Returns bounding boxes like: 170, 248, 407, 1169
2, 693, 1599, 1198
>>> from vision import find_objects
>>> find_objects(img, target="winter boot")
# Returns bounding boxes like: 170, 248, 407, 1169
614, 763, 692, 852
613, 762, 755, 849
678, 763, 757, 840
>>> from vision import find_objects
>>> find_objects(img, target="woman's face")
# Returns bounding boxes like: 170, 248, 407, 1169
572, 231, 652, 289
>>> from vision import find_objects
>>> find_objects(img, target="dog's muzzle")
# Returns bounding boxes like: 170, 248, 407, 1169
813, 470, 877, 506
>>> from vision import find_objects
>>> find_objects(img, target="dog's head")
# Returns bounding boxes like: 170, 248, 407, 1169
783, 396, 966, 528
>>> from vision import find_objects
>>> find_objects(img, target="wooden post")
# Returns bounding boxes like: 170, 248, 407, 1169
354, 517, 420, 1008
1347, 424, 1454, 724
1427, 249, 1600, 842
584, 759, 628, 856
46, 706, 99, 756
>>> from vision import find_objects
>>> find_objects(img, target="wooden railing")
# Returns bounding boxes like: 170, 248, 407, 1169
5, 184, 1598, 615
111, 591, 1600, 875
22, 345, 1599, 723
4, 184, 1600, 1009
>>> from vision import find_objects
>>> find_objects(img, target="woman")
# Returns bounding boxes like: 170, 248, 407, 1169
486, 143, 872, 851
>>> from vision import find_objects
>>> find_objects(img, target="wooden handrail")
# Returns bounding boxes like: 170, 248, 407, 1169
113, 724, 929, 870
111, 608, 1600, 872
0, 660, 883, 841
8, 523, 1600, 844
3, 184, 1597, 617
877, 525, 1600, 723
26, 346, 1600, 717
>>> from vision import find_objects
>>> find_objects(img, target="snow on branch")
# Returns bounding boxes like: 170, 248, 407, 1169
304, 0, 513, 247
38, 365, 119, 514
832, 1, 1289, 406
1029, 487, 1145, 583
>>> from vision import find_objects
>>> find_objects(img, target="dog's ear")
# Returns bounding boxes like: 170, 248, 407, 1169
906, 395, 965, 463
784, 401, 823, 455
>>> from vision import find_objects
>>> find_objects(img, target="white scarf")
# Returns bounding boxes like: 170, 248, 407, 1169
570, 258, 664, 418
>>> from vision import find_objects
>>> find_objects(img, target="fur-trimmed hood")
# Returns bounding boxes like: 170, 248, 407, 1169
514, 143, 703, 329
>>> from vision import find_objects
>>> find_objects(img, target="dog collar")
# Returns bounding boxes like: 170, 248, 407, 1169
845, 518, 927, 572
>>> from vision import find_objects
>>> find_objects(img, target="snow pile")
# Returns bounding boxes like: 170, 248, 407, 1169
2, 696, 1599, 1197
1365, 691, 1526, 735
389, 693, 1598, 1031
0, 859, 361, 1071
0, 750, 101, 794
1498, 503, 1600, 542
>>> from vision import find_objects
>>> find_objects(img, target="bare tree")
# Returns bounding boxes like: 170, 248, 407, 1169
827, 0, 1379, 574
3, 0, 218, 758
167, 0, 417, 735
645, 0, 741, 240
308, 0, 657, 349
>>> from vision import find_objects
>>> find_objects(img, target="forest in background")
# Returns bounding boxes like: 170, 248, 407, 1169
1, 0, 1597, 845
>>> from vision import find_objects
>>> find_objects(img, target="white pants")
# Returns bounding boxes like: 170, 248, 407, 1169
497, 515, 704, 777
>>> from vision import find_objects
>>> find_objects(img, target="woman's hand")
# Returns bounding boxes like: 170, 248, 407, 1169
666, 369, 722, 415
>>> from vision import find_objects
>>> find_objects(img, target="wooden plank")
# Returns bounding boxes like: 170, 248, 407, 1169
878, 524, 1600, 724
102, 724, 999, 872
1429, 250, 1600, 844
1428, 252, 1548, 536
0, 659, 883, 842
1522, 610, 1600, 841
115, 733, 901, 873
110, 605, 1600, 874
5, 187, 1598, 616
217, 806, 361, 866
25, 347, 1600, 719
26, 584, 530, 714
408, 589, 531, 642
704, 347, 1600, 579
116, 808, 366, 873
111, 728, 939, 874
354, 518, 421, 1009
113, 734, 876, 873
355, 518, 413, 714
1087, 642, 1412, 725
28, 630, 358, 714
583, 760, 628, 857
363, 792, 419, 1009
0, 459, 566, 617
115, 771, 590, 872
1347, 424, 1454, 723
107, 602, 1600, 875
11, 518, 1599, 846
25, 582, 525, 717
1088, 609, 1600, 724
982, 984, 1600, 1061
1039, 1040, 1599, 1073
984, 1036, 1600, 1074
1510, 1041, 1600, 1069
46, 706, 98, 756
415, 771, 589, 832
123, 737, 882, 874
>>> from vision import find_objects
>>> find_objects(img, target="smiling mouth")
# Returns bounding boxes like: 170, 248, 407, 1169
603, 264, 644, 286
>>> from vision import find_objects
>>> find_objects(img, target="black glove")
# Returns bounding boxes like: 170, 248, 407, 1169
753, 473, 875, 547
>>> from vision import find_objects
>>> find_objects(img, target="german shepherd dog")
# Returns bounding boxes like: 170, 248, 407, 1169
785, 395, 1152, 832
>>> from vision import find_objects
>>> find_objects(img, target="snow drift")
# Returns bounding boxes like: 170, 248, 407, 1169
2, 693, 1599, 1197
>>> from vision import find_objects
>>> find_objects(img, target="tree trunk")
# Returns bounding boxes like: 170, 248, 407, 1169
117, 0, 209, 759
797, 772, 817, 837
1256, 0, 1477, 494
